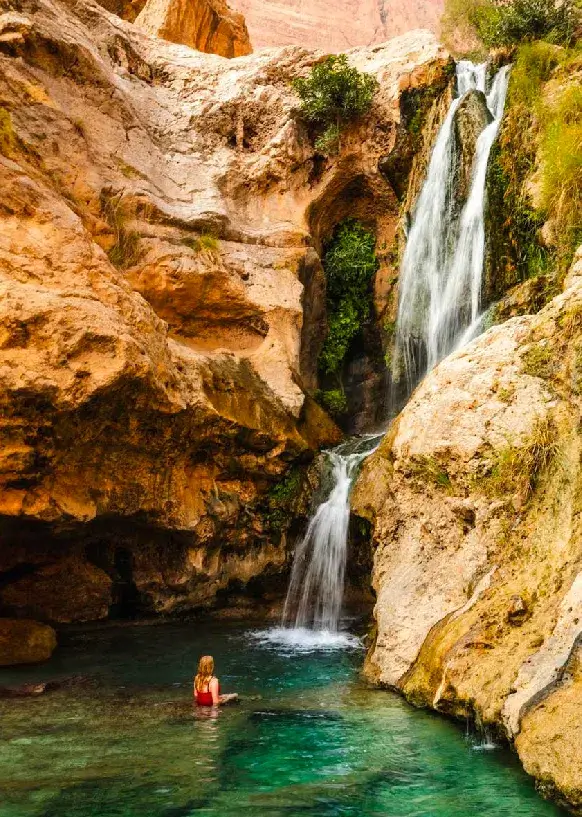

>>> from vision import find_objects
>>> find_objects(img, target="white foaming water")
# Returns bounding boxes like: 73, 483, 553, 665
275, 435, 380, 639
394, 61, 511, 393
249, 626, 362, 653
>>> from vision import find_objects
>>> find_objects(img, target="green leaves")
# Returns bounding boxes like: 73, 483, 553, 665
318, 220, 378, 377
477, 0, 580, 47
292, 55, 378, 155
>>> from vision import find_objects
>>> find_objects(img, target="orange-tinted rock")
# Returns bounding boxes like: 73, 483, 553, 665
0, 559, 113, 623
135, 0, 252, 57
0, 619, 57, 666
0, 0, 449, 615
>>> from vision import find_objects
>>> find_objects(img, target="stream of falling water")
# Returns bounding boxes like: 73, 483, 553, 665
277, 61, 510, 640
394, 60, 511, 393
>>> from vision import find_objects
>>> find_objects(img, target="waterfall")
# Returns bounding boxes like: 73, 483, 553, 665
275, 61, 510, 640
394, 61, 511, 394
281, 436, 379, 633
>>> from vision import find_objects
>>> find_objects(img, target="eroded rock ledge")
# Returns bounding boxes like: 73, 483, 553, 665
0, 0, 451, 628
353, 248, 582, 813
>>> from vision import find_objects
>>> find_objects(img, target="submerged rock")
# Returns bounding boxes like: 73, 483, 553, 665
0, 619, 57, 666
353, 246, 582, 811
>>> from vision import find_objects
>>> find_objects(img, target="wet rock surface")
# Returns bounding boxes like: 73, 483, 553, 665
453, 89, 493, 202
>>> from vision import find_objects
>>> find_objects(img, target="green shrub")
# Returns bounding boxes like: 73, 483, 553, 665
479, 0, 580, 47
318, 220, 378, 376
319, 389, 348, 416
443, 0, 581, 52
269, 468, 302, 505
319, 299, 361, 375
292, 55, 378, 154
314, 124, 341, 155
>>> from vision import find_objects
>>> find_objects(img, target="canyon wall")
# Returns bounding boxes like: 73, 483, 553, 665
353, 247, 582, 812
230, 0, 444, 52
135, 0, 252, 57
0, 0, 451, 634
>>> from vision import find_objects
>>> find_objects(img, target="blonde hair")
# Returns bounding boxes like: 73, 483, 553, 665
194, 655, 214, 692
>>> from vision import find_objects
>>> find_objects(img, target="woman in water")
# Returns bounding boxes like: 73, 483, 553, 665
194, 655, 238, 706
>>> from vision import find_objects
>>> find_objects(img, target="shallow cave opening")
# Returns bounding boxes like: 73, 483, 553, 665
305, 172, 398, 434
109, 547, 141, 620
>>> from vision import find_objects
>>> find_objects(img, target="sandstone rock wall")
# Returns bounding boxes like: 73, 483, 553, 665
0, 0, 451, 627
135, 0, 252, 57
353, 247, 582, 812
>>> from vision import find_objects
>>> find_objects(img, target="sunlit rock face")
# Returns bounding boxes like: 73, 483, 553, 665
0, 0, 451, 621
135, 0, 252, 57
229, 0, 444, 52
353, 247, 582, 813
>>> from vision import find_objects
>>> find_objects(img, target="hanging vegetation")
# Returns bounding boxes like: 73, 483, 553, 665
317, 220, 378, 414
292, 56, 378, 155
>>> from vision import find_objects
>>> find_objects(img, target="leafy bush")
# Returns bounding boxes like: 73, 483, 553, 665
479, 0, 580, 47
319, 389, 349, 416
442, 0, 581, 52
318, 220, 378, 376
292, 55, 378, 155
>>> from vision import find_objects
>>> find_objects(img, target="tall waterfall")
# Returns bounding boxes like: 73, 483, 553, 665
276, 61, 510, 639
394, 61, 511, 394
281, 436, 378, 632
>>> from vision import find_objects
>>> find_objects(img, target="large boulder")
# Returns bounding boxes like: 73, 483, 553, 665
0, 559, 113, 623
453, 89, 493, 202
353, 247, 582, 811
135, 0, 252, 57
0, 619, 57, 666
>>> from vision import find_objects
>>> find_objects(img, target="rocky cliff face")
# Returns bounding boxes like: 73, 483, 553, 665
230, 0, 444, 52
353, 248, 582, 812
135, 0, 252, 57
0, 0, 450, 637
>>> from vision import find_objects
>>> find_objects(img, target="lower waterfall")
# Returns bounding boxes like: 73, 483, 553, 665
281, 60, 510, 635
281, 436, 379, 632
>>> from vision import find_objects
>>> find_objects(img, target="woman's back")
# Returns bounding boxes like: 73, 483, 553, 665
195, 676, 219, 706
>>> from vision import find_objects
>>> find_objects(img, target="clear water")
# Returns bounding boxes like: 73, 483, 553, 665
0, 621, 566, 817
282, 435, 381, 631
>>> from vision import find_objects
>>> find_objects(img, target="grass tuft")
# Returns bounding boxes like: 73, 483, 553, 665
182, 233, 221, 255
100, 191, 143, 270
521, 343, 555, 378
479, 417, 560, 500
